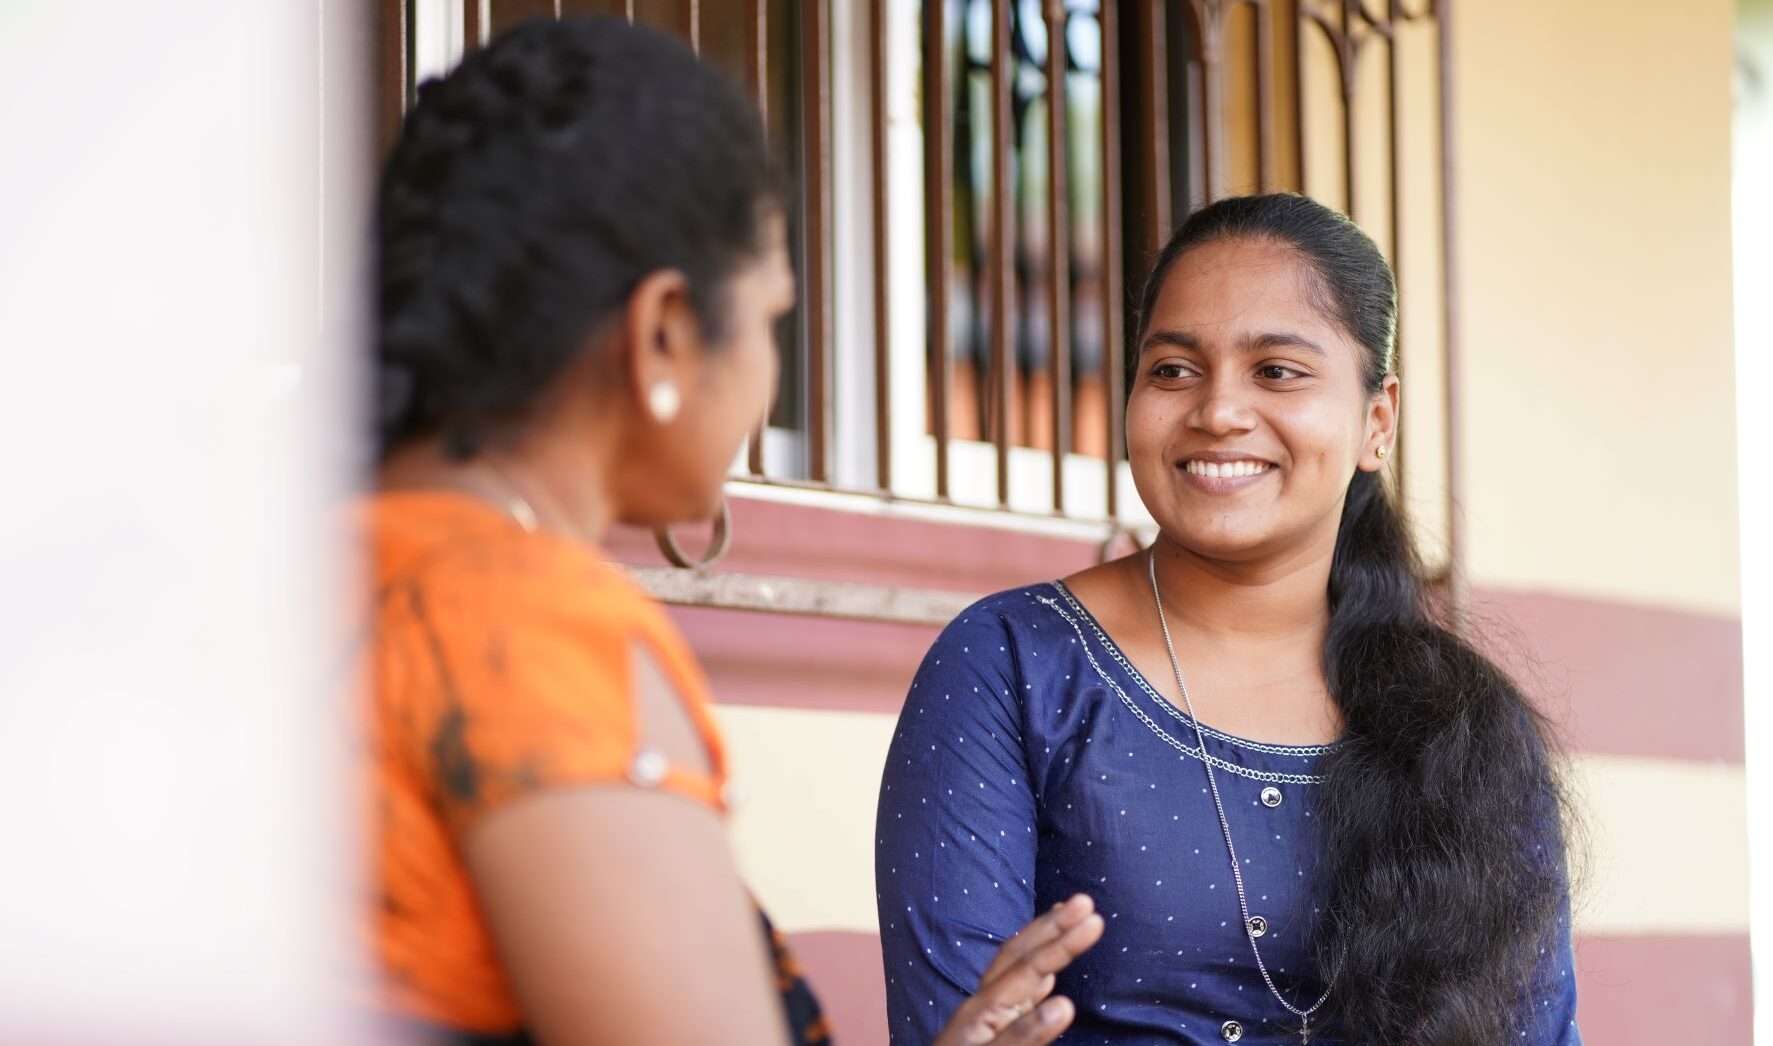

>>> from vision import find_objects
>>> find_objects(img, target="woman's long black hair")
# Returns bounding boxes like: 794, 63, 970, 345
1136, 194, 1574, 1044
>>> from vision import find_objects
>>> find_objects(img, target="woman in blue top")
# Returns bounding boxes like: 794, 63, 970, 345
876, 194, 1579, 1045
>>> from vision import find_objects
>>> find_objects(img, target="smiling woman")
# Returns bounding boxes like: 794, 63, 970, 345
1126, 215, 1396, 594
877, 193, 1580, 1045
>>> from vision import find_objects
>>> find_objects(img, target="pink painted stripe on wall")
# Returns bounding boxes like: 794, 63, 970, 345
669, 604, 935, 715
614, 497, 1745, 762
1574, 932, 1750, 1044
789, 931, 887, 1046
606, 495, 1101, 595
1472, 588, 1744, 764
789, 930, 1753, 1046
674, 588, 1746, 770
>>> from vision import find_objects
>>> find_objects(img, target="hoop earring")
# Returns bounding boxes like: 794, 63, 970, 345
655, 497, 732, 569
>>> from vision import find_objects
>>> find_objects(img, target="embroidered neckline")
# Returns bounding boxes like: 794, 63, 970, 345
1034, 586, 1330, 785
1048, 582, 1341, 756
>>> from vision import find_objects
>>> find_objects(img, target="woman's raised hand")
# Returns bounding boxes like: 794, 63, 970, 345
933, 893, 1105, 1046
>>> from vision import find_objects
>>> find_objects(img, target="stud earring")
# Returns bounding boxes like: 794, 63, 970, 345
1376, 445, 1389, 460
649, 382, 681, 423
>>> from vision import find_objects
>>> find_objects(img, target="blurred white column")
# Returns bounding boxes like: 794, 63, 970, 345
1738, 4, 1773, 1043
0, 3, 365, 1042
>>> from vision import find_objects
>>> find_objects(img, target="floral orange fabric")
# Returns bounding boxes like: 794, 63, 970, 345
362, 491, 729, 1033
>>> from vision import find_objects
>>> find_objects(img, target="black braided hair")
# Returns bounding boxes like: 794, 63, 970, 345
375, 16, 782, 459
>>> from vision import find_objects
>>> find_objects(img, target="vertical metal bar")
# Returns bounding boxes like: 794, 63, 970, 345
403, 0, 417, 110
1255, 0, 1276, 191
377, 0, 408, 157
989, 0, 1014, 506
1385, 0, 1405, 502
803, 0, 833, 483
1386, 5, 1401, 266
755, 0, 769, 124
689, 0, 701, 54
1138, 0, 1171, 254
1436, 0, 1465, 613
464, 0, 482, 52
1101, 0, 1125, 519
1184, 59, 1207, 215
1292, 0, 1308, 196
745, 0, 768, 475
1340, 0, 1356, 216
1046, 0, 1071, 512
871, 0, 893, 492
751, 0, 770, 130
626, 0, 636, 22
924, 0, 953, 499
552, 0, 562, 18
1197, 2, 1225, 203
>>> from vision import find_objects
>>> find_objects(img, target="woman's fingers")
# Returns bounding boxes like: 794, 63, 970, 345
940, 992, 1077, 1046
954, 973, 1055, 1038
978, 894, 1096, 984
987, 996, 1077, 1046
984, 910, 1105, 996
952, 911, 1104, 1039
935, 896, 1103, 1046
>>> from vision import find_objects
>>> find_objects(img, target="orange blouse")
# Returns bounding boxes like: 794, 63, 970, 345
362, 491, 729, 1032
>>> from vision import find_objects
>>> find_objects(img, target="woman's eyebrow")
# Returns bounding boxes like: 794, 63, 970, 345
1246, 330, 1327, 356
1139, 328, 1201, 353
1140, 329, 1326, 356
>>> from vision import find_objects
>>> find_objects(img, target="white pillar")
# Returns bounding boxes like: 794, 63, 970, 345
0, 3, 365, 1041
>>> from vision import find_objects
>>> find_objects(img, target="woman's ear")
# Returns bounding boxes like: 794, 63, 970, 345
1359, 373, 1401, 472
622, 269, 699, 425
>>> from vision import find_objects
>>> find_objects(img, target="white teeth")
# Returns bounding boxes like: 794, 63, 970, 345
1185, 459, 1270, 478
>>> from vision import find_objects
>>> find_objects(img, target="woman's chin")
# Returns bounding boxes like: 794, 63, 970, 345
1153, 515, 1279, 563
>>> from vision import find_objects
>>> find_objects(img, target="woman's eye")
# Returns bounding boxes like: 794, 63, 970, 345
1152, 363, 1190, 380
1257, 364, 1304, 381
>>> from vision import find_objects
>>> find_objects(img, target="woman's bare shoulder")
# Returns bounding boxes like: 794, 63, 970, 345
1058, 551, 1146, 634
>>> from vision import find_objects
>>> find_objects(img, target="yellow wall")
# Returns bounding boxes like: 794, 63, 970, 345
722, 704, 1750, 940
1453, 0, 1739, 615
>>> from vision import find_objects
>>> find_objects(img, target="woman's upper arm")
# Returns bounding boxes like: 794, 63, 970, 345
464, 787, 783, 1046
1521, 895, 1582, 1045
396, 568, 783, 1044
876, 608, 1038, 1042
1514, 802, 1580, 1045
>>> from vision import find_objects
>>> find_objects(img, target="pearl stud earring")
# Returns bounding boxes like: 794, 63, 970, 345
649, 382, 681, 423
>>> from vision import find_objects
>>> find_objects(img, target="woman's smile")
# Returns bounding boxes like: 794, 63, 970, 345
1176, 452, 1280, 493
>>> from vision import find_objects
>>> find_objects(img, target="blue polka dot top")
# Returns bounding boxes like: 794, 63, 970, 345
875, 584, 1581, 1045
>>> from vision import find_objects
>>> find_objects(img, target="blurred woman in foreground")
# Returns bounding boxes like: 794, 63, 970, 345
362, 17, 1101, 1045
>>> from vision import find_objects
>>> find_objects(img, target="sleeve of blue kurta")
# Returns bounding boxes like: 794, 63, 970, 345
1518, 890, 1582, 1044
876, 605, 1038, 1045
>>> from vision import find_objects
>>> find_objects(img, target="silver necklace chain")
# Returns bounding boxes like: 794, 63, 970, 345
480, 462, 540, 533
1146, 550, 1335, 1043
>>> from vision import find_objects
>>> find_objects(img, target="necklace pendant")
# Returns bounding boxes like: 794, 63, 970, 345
1299, 1015, 1311, 1044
